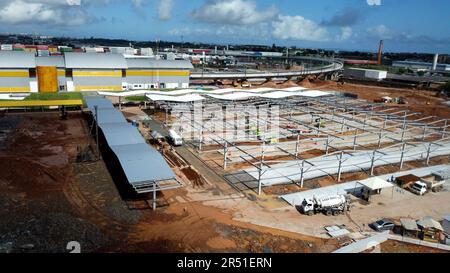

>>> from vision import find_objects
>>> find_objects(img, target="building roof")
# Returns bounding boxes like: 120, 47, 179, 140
432, 169, 450, 180
110, 143, 176, 185
84, 97, 176, 189
359, 177, 393, 190
35, 56, 66, 68
400, 218, 419, 231
146, 94, 206, 102
0, 51, 35, 68
417, 216, 443, 231
443, 215, 450, 234
95, 108, 128, 125
84, 96, 115, 110
100, 123, 146, 146
64, 52, 127, 69
126, 58, 193, 69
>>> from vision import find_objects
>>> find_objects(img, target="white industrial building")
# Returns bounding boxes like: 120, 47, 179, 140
344, 68, 388, 80
392, 61, 450, 72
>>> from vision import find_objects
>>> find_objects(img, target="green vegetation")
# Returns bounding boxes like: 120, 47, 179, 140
24, 92, 83, 101
125, 95, 147, 102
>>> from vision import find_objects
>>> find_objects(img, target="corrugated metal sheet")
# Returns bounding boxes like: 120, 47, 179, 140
100, 123, 146, 146
110, 144, 175, 184
95, 108, 128, 125
0, 51, 35, 68
36, 56, 66, 68
400, 218, 419, 231
84, 97, 176, 187
64, 52, 127, 69
126, 58, 193, 69
85, 96, 114, 110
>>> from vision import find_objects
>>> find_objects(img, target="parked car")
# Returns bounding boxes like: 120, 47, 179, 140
369, 219, 395, 231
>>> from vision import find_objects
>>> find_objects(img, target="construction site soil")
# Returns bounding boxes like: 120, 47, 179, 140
0, 112, 337, 253
311, 81, 450, 118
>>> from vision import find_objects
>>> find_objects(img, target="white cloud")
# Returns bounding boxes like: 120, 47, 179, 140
272, 15, 329, 42
366, 0, 381, 6
190, 0, 278, 25
336, 26, 353, 42
0, 0, 93, 26
158, 0, 173, 21
368, 24, 393, 39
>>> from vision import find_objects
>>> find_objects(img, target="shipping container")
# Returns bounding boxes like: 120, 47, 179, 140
48, 46, 58, 53
0, 44, 13, 50
60, 47, 73, 52
36, 45, 49, 50
37, 50, 50, 56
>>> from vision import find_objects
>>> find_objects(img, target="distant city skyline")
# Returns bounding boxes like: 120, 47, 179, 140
0, 0, 449, 54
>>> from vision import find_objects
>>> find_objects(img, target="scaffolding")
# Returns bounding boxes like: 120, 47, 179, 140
150, 94, 450, 195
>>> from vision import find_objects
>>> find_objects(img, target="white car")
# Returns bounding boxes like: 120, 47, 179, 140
410, 181, 427, 195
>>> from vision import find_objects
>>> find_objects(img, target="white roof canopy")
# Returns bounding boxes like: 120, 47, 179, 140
146, 94, 205, 102
417, 216, 443, 231
358, 177, 393, 191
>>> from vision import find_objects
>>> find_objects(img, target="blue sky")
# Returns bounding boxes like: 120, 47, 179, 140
0, 0, 449, 53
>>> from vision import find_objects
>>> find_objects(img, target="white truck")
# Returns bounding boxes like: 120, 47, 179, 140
168, 129, 183, 146
410, 181, 427, 196
300, 194, 350, 216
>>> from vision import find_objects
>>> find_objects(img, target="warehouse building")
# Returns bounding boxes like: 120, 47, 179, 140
392, 61, 450, 72
0, 52, 193, 93
125, 58, 193, 90
64, 52, 127, 92
0, 51, 37, 92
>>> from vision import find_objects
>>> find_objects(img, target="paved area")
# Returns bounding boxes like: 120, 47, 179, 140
281, 164, 450, 206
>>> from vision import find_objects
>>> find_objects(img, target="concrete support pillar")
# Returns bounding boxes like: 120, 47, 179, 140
362, 114, 368, 131
198, 127, 203, 152
370, 150, 377, 176
442, 120, 448, 139
422, 125, 427, 141
353, 129, 358, 151
377, 129, 383, 148
300, 160, 305, 188
257, 140, 266, 196
401, 120, 407, 143
399, 142, 406, 170
341, 119, 346, 133
295, 133, 300, 158
337, 151, 344, 182
325, 135, 330, 155
223, 141, 228, 170
426, 142, 432, 165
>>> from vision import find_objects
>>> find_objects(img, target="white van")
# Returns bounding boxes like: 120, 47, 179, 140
169, 129, 183, 146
